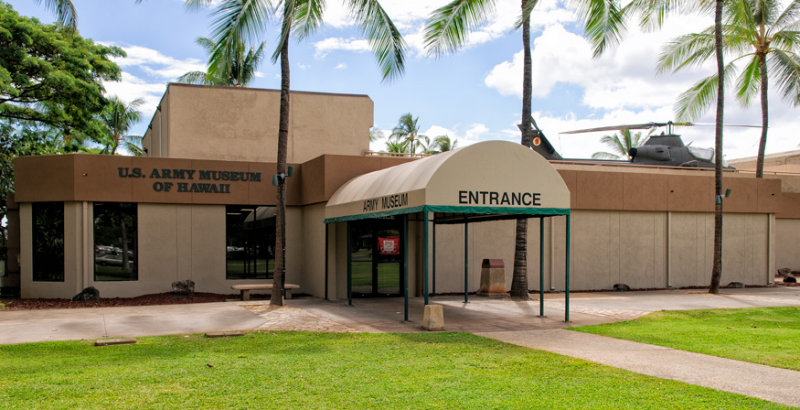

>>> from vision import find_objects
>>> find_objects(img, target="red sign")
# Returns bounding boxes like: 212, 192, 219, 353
378, 236, 400, 255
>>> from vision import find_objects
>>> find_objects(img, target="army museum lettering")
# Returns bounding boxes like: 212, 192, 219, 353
362, 193, 409, 212
117, 167, 262, 194
458, 190, 541, 206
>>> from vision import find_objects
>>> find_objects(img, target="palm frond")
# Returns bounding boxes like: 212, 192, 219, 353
292, 0, 325, 40
576, 0, 627, 57
591, 151, 621, 160
771, 30, 800, 49
196, 37, 217, 53
347, 0, 407, 81
675, 62, 738, 120
735, 55, 762, 106
202, 0, 272, 73
769, 49, 800, 105
774, 0, 800, 31
424, 0, 496, 57
177, 71, 213, 85
518, 0, 539, 28
36, 0, 77, 31
657, 29, 716, 73
272, 0, 296, 63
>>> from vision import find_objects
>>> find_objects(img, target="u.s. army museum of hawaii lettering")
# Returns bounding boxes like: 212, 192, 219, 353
6, 83, 800, 301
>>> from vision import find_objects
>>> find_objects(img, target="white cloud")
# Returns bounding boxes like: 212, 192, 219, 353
114, 45, 206, 79
320, 0, 578, 57
313, 37, 371, 58
102, 72, 166, 124
485, 13, 712, 109
298, 63, 310, 70
335, 63, 347, 70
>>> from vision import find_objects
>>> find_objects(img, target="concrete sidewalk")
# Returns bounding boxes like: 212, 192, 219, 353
1, 287, 798, 405
0, 302, 266, 344
481, 329, 800, 407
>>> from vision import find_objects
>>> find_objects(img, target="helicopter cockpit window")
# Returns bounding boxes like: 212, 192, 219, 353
689, 146, 714, 162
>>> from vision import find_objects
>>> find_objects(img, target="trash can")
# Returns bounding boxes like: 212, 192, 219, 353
479, 258, 506, 296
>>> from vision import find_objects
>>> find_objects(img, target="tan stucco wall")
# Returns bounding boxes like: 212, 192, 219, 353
144, 85, 372, 164
420, 210, 772, 294
776, 219, 800, 271
300, 203, 327, 297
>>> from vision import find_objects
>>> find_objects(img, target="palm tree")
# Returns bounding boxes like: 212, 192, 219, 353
99, 96, 143, 155
425, 0, 624, 300
188, 0, 405, 306
658, 0, 800, 178
385, 140, 406, 153
390, 113, 424, 154
178, 37, 266, 87
624, 0, 727, 293
434, 135, 457, 152
592, 129, 646, 160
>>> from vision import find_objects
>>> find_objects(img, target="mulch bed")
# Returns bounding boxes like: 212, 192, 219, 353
0, 292, 253, 311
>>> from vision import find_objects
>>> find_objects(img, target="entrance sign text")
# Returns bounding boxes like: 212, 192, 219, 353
458, 190, 541, 206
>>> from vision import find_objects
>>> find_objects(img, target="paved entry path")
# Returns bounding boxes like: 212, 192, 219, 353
1, 287, 799, 405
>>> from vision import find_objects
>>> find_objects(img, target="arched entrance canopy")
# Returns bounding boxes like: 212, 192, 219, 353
323, 141, 573, 322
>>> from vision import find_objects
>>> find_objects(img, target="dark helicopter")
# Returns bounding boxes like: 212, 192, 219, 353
524, 119, 757, 168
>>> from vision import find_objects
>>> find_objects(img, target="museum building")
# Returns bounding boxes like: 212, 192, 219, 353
6, 84, 800, 302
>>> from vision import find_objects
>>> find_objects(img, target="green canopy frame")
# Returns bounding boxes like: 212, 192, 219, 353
324, 204, 571, 323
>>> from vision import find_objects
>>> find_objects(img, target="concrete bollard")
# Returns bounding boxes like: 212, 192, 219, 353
422, 304, 444, 331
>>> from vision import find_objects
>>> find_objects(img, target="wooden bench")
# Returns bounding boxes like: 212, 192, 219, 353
231, 283, 300, 301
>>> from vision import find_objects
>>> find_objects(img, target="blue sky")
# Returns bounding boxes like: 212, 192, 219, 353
8, 0, 800, 160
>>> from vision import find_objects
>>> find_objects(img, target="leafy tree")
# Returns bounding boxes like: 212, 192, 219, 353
98, 96, 144, 155
188, 0, 405, 306
0, 2, 123, 144
658, 0, 800, 178
390, 113, 425, 154
425, 0, 624, 300
592, 129, 646, 160
178, 37, 266, 87
0, 126, 65, 240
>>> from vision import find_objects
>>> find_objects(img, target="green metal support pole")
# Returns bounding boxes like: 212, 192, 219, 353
464, 221, 469, 304
539, 217, 544, 317
565, 214, 571, 322
347, 221, 352, 306
432, 219, 437, 297
324, 223, 329, 301
424, 210, 429, 305
403, 214, 409, 321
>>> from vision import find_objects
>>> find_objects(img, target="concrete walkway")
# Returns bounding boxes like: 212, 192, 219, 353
1, 287, 799, 405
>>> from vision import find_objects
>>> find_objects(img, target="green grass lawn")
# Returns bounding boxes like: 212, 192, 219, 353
0, 332, 785, 408
572, 306, 800, 371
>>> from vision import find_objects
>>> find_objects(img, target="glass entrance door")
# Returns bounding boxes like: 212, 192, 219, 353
349, 217, 403, 297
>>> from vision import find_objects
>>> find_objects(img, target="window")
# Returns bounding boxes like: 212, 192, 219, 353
94, 202, 137, 281
32, 202, 64, 282
226, 205, 275, 280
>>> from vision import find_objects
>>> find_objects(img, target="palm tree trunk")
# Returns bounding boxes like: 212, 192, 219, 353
511, 0, 532, 300
271, 33, 290, 307
756, 54, 769, 178
710, 0, 725, 294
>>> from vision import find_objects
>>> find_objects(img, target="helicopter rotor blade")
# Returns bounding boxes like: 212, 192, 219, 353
560, 122, 692, 134
560, 123, 659, 134
690, 122, 762, 128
